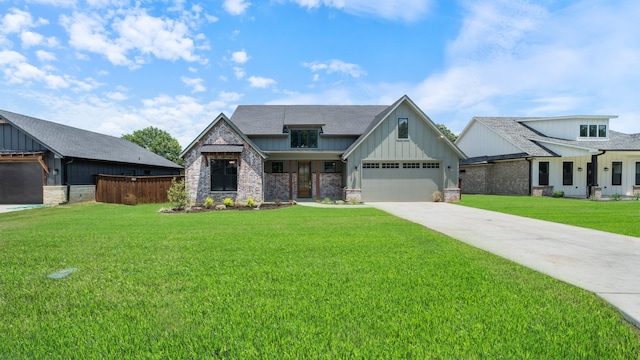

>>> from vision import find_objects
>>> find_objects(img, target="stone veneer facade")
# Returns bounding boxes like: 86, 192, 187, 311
264, 173, 343, 201
460, 159, 530, 196
183, 120, 263, 206
43, 185, 96, 205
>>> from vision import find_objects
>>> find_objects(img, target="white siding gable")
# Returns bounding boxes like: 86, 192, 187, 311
457, 121, 522, 157
520, 116, 613, 140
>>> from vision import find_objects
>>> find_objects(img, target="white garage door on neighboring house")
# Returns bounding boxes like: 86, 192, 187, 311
361, 161, 442, 202
0, 162, 44, 204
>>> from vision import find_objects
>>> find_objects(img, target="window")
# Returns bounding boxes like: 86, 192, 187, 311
271, 162, 284, 173
324, 161, 337, 173
599, 125, 607, 137
423, 162, 440, 169
580, 124, 607, 138
398, 118, 408, 139
143, 170, 152, 176
562, 162, 573, 185
636, 162, 640, 185
580, 125, 588, 137
127, 170, 135, 176
612, 162, 622, 186
362, 163, 379, 169
403, 162, 421, 169
211, 159, 237, 191
539, 162, 549, 186
290, 129, 318, 148
381, 162, 399, 169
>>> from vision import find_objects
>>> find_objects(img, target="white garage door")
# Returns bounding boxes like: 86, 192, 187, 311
361, 161, 442, 202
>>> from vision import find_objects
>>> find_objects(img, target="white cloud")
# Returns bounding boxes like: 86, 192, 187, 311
105, 91, 128, 101
303, 59, 366, 78
181, 76, 206, 93
288, 0, 432, 22
28, 0, 77, 6
248, 76, 276, 88
60, 8, 203, 68
233, 66, 246, 79
224, 0, 251, 15
20, 31, 44, 48
35, 50, 56, 62
218, 91, 243, 102
1, 9, 48, 34
231, 50, 250, 64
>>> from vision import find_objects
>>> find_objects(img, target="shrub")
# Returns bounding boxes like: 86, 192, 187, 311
348, 197, 360, 205
552, 190, 564, 198
223, 197, 235, 207
611, 193, 622, 201
635, 193, 640, 201
432, 191, 443, 202
246, 197, 256, 208
167, 177, 189, 210
589, 195, 598, 201
203, 196, 214, 209
274, 198, 282, 206
322, 197, 332, 204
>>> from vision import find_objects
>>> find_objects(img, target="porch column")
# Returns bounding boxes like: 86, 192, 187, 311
289, 160, 293, 201
315, 160, 321, 201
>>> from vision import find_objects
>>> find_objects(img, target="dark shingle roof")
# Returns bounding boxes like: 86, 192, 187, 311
230, 105, 389, 136
473, 116, 640, 155
0, 109, 182, 168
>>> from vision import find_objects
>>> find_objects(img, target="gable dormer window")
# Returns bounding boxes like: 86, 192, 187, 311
290, 129, 319, 148
579, 124, 607, 138
398, 118, 409, 139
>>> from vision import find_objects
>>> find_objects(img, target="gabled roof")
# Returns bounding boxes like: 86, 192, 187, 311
179, 113, 266, 159
342, 95, 466, 159
230, 104, 389, 136
463, 116, 640, 157
0, 109, 182, 168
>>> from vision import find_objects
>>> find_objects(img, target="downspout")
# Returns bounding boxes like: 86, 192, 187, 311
526, 158, 533, 196
590, 150, 606, 196
64, 158, 74, 203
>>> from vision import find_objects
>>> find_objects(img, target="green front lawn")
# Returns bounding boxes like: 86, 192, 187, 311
1, 203, 639, 358
458, 195, 640, 237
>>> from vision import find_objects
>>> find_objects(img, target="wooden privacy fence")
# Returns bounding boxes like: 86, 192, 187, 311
95, 174, 184, 205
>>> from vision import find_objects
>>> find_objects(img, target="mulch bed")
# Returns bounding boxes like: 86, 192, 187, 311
163, 202, 294, 213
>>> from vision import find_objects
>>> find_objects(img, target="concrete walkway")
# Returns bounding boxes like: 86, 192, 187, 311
369, 202, 640, 329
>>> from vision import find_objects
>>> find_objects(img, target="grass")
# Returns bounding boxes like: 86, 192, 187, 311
1, 202, 639, 358
458, 195, 640, 237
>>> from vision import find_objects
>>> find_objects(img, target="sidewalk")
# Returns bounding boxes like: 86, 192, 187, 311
369, 202, 640, 329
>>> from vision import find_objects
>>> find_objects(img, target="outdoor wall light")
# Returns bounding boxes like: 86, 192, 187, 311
604, 167, 609, 172
578, 167, 583, 172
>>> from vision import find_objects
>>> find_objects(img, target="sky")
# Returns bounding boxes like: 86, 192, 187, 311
1, 0, 639, 148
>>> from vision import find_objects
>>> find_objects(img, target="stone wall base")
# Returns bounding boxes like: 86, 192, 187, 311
444, 188, 461, 202
633, 186, 640, 196
43, 186, 67, 205
343, 188, 361, 203
42, 185, 96, 204
532, 185, 554, 197
69, 185, 96, 203
590, 186, 602, 200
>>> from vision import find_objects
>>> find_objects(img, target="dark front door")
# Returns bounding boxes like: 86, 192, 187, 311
586, 162, 593, 197
297, 162, 312, 198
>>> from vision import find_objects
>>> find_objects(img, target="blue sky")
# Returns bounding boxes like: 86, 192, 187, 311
1, 0, 639, 147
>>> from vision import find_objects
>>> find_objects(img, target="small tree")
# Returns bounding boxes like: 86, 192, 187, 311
167, 177, 190, 210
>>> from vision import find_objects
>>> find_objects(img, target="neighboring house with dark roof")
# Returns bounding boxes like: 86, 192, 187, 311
180, 95, 466, 204
456, 115, 640, 198
0, 110, 182, 205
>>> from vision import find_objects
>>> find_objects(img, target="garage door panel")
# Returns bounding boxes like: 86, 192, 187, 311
362, 164, 441, 202
0, 162, 43, 204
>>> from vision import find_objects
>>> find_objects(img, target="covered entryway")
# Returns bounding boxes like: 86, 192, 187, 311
0, 162, 44, 204
361, 161, 442, 202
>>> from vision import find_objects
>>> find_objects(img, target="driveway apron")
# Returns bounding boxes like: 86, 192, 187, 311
369, 202, 640, 329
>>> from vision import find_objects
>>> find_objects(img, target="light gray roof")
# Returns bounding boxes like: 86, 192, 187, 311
230, 105, 390, 136
473, 116, 640, 156
0, 109, 182, 168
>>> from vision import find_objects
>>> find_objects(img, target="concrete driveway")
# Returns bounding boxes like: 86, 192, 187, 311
369, 202, 640, 329
0, 204, 47, 213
